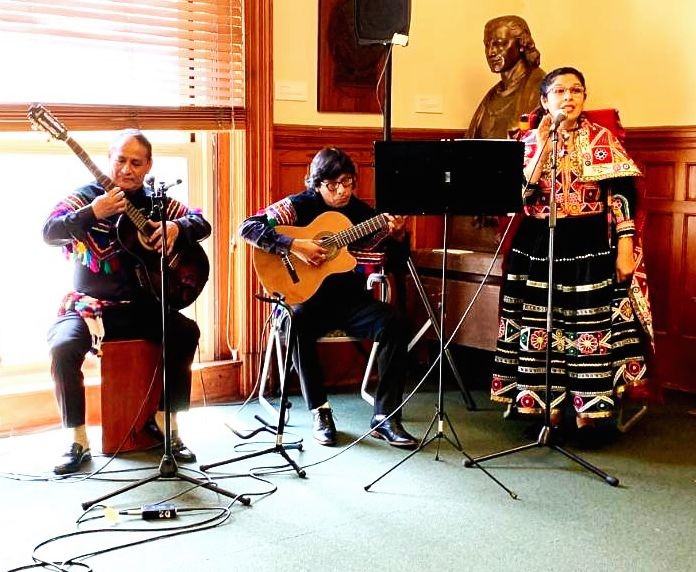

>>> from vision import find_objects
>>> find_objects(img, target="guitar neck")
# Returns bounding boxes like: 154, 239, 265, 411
328, 214, 389, 248
64, 136, 151, 234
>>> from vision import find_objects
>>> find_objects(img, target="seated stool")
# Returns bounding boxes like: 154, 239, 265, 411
100, 339, 162, 454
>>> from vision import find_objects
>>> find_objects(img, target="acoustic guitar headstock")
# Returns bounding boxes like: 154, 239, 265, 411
27, 104, 68, 141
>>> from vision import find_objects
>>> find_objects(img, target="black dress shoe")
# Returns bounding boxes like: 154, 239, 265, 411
144, 417, 165, 441
312, 408, 337, 446
370, 415, 418, 449
54, 442, 92, 475
170, 435, 197, 463
144, 418, 197, 463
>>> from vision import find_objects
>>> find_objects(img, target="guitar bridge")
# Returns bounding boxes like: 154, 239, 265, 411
281, 254, 299, 284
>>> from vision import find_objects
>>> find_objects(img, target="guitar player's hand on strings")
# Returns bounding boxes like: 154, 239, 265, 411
91, 187, 128, 219
147, 220, 180, 255
385, 213, 407, 240
290, 238, 328, 267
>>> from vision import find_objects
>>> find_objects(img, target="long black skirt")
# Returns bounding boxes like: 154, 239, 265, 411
491, 214, 648, 419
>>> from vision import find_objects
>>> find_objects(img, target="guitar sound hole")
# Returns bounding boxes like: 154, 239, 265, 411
316, 233, 338, 260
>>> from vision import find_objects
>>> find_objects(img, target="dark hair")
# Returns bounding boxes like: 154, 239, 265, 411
484, 15, 541, 68
110, 128, 153, 160
305, 147, 357, 190
540, 66, 586, 97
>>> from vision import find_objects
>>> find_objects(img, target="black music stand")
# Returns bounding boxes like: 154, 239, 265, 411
365, 139, 523, 494
81, 181, 250, 511
376, 53, 476, 410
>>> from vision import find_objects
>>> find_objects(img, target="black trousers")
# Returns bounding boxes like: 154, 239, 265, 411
47, 301, 200, 428
288, 289, 409, 417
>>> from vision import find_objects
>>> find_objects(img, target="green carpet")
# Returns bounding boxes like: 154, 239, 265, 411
1, 387, 694, 572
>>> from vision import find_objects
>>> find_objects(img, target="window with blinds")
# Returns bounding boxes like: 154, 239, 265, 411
0, 0, 244, 130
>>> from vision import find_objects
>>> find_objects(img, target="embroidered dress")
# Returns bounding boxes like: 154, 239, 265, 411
491, 117, 652, 419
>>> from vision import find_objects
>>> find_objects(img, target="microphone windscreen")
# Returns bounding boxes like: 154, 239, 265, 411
552, 110, 567, 129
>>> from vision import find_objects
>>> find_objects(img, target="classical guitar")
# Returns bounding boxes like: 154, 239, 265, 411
252, 210, 388, 304
28, 104, 209, 310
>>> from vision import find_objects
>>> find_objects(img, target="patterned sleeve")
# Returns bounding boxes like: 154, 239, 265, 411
43, 190, 99, 246
608, 177, 637, 239
238, 197, 297, 256
521, 129, 539, 169
166, 197, 211, 244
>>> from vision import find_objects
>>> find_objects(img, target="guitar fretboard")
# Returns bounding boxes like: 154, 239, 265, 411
322, 214, 388, 248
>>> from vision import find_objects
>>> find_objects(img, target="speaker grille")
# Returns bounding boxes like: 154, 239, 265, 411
355, 0, 411, 44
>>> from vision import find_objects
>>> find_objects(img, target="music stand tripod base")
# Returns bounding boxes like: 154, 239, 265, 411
463, 425, 619, 487
199, 296, 306, 479
463, 126, 619, 488
364, 214, 517, 500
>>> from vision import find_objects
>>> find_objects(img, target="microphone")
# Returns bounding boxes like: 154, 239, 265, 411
158, 178, 183, 192
550, 110, 567, 132
145, 175, 155, 188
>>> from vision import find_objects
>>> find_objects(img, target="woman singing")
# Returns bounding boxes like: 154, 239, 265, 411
491, 67, 653, 443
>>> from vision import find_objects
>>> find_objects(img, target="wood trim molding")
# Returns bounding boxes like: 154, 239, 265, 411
0, 361, 241, 436
274, 124, 468, 150
625, 125, 696, 150
0, 103, 245, 132
274, 124, 696, 151
240, 0, 274, 395
213, 131, 232, 359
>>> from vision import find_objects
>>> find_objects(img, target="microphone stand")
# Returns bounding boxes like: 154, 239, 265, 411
200, 295, 306, 477
463, 124, 619, 486
82, 179, 250, 510
365, 209, 516, 497
382, 47, 475, 410
365, 46, 513, 498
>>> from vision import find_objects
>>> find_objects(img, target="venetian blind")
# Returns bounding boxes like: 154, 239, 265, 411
0, 0, 244, 130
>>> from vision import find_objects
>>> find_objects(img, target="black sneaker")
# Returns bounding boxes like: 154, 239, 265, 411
312, 408, 337, 446
54, 442, 92, 475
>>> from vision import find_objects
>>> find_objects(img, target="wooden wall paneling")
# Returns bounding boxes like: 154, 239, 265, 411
626, 129, 696, 393
642, 212, 673, 333
272, 125, 466, 246
270, 125, 696, 394
682, 214, 696, 337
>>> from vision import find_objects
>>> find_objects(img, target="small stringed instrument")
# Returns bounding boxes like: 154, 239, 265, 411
252, 210, 388, 304
28, 104, 209, 310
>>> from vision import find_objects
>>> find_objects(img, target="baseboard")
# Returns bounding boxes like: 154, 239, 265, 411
0, 360, 242, 436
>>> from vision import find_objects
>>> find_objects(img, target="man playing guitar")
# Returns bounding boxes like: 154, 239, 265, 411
44, 129, 210, 474
240, 146, 417, 448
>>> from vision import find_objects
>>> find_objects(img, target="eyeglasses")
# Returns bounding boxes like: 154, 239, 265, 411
322, 176, 354, 192
547, 86, 585, 97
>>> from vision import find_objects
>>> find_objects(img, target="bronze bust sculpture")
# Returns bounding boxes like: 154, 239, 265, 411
468, 15, 544, 139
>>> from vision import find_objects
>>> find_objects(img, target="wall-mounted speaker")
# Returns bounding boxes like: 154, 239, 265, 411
355, 0, 411, 45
